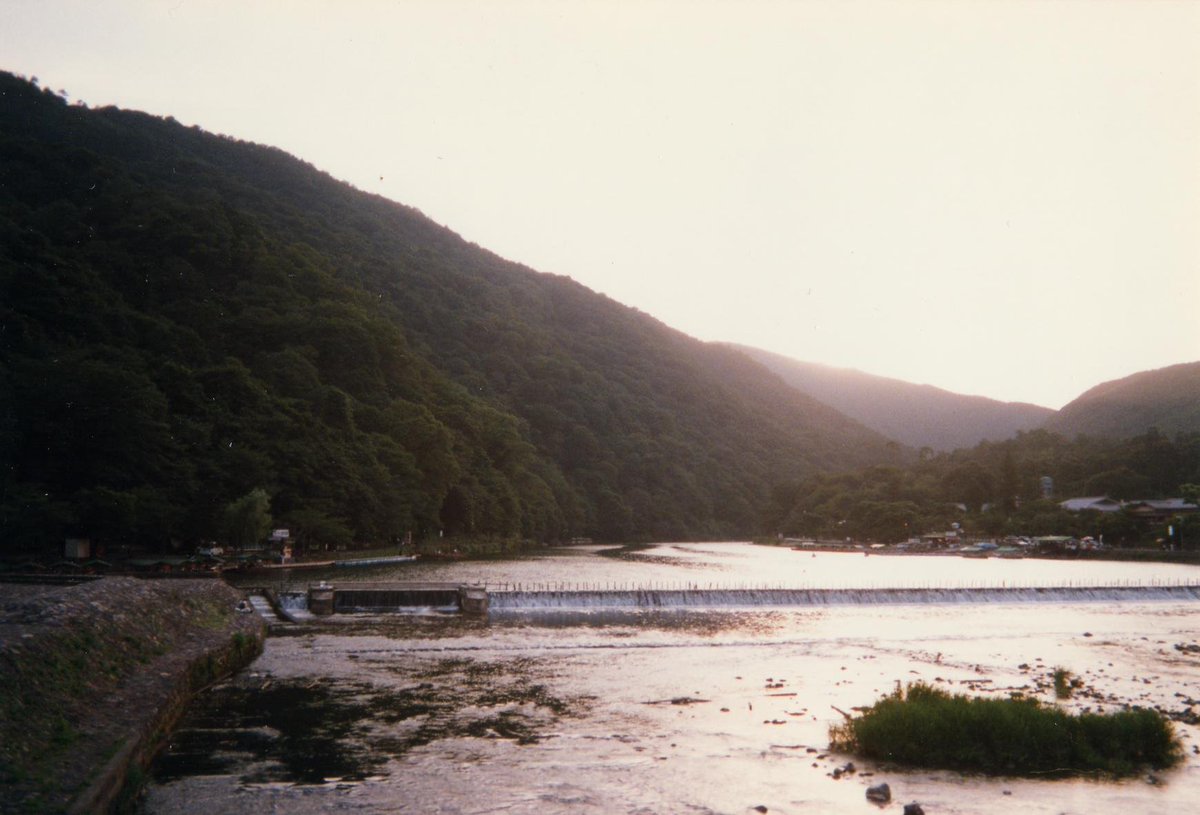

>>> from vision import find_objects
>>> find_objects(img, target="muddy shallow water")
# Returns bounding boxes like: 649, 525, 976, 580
143, 545, 1200, 814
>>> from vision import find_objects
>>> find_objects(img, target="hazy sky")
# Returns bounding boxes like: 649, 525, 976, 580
4, 0, 1198, 409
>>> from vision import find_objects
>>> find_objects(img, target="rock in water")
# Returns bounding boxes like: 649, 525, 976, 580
866, 783, 891, 803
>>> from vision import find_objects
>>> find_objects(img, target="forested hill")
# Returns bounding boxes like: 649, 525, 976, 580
729, 345, 1054, 451
1044, 362, 1200, 440
0, 72, 904, 553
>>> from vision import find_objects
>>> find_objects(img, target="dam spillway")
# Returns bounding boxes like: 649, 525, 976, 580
486, 584, 1200, 609
302, 582, 489, 615
291, 582, 1200, 614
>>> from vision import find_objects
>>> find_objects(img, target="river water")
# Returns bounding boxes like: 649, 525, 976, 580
142, 543, 1200, 814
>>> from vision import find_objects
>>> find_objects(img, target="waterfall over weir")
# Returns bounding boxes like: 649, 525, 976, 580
488, 584, 1200, 610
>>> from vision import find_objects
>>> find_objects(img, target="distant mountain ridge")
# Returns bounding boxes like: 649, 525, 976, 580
728, 345, 1055, 451
1044, 362, 1200, 440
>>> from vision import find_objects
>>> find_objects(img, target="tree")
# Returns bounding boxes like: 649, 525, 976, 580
997, 449, 1019, 511
1084, 467, 1151, 500
283, 507, 353, 553
942, 463, 993, 513
222, 488, 272, 550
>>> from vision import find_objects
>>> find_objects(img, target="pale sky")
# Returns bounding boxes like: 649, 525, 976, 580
4, 0, 1198, 409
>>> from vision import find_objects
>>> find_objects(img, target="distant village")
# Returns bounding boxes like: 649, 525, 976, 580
785, 493, 1198, 559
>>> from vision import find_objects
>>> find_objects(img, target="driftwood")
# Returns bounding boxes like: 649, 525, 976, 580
643, 697, 711, 706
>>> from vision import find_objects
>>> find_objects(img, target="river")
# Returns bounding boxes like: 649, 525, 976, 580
141, 543, 1200, 814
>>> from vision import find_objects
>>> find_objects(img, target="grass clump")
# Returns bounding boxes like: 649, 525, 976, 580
830, 682, 1181, 777
1052, 667, 1073, 699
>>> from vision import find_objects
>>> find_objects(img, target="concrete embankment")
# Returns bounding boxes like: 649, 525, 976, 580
0, 577, 265, 814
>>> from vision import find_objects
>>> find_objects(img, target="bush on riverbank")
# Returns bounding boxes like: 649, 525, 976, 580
829, 682, 1182, 777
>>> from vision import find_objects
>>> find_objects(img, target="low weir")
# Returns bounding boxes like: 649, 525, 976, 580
487, 584, 1200, 609
305, 582, 490, 615
293, 582, 1200, 614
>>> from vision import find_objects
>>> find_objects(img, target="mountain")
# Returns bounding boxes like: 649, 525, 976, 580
728, 345, 1054, 451
1043, 362, 1200, 440
0, 72, 905, 552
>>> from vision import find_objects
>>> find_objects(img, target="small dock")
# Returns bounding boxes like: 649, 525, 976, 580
307, 582, 489, 615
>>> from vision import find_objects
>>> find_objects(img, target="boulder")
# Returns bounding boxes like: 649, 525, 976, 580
865, 783, 891, 803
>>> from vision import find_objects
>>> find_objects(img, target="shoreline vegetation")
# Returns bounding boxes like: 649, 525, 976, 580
830, 682, 1182, 778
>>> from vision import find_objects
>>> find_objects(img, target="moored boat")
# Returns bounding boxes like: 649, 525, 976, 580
334, 554, 419, 567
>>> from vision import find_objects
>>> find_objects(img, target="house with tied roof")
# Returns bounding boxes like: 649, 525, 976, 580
1060, 496, 1198, 520
1122, 499, 1199, 523
1059, 496, 1123, 513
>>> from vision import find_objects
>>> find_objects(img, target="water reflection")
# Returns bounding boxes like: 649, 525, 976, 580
232, 542, 1200, 595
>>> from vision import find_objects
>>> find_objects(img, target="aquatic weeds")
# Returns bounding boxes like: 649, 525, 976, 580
1052, 667, 1073, 699
829, 682, 1182, 777
154, 656, 587, 786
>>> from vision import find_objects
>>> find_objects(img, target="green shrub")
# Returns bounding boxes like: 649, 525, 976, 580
830, 682, 1181, 776
1053, 667, 1072, 699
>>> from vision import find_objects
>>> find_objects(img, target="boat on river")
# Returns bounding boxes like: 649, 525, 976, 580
230, 553, 418, 574
334, 554, 419, 568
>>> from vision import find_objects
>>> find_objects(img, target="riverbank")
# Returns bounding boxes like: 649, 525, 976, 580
0, 577, 264, 814
753, 537, 1200, 564
240, 535, 550, 568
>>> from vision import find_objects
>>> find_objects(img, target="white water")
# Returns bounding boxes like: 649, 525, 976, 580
488, 584, 1200, 609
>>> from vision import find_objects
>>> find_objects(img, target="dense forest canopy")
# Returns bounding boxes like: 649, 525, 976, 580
0, 72, 905, 555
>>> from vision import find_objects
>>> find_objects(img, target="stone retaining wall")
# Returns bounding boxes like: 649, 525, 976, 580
0, 577, 265, 814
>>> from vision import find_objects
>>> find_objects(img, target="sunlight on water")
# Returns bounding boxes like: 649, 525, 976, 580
148, 544, 1200, 815
242, 542, 1200, 593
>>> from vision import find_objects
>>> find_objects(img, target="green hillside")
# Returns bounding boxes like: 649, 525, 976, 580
730, 345, 1054, 451
1044, 362, 1200, 440
0, 72, 904, 554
